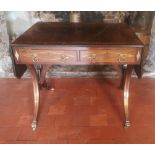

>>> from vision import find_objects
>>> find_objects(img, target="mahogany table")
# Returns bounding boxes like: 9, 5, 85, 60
11, 22, 144, 130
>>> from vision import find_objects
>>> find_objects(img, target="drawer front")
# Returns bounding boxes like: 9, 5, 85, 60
13, 48, 77, 64
80, 48, 141, 64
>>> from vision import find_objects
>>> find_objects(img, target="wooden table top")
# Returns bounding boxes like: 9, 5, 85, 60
12, 22, 143, 47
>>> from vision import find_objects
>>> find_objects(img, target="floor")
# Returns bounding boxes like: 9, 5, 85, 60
0, 78, 155, 144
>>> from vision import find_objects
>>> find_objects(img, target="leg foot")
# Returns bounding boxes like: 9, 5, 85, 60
31, 120, 37, 131
49, 87, 55, 91
41, 82, 55, 91
124, 120, 131, 128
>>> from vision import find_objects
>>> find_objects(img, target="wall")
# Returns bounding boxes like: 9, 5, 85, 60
144, 17, 155, 75
0, 12, 13, 77
0, 11, 155, 78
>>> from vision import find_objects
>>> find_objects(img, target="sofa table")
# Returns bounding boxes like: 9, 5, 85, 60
11, 22, 144, 130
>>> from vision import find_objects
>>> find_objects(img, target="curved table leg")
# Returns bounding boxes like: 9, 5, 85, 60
124, 65, 133, 128
134, 65, 142, 79
27, 65, 40, 131
120, 65, 127, 89
40, 65, 54, 91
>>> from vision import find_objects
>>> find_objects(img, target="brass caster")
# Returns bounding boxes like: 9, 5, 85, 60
124, 120, 131, 128
31, 120, 37, 131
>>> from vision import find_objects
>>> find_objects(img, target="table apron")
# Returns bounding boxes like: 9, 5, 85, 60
12, 47, 143, 65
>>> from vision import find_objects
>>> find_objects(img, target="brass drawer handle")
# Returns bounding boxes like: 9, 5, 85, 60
31, 53, 38, 62
118, 54, 127, 62
60, 55, 69, 60
89, 54, 97, 60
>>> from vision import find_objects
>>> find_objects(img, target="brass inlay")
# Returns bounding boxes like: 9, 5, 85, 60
136, 51, 141, 61
15, 50, 19, 61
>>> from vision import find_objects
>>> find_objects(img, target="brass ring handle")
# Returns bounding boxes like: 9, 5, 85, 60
31, 53, 38, 62
33, 57, 38, 62
89, 54, 97, 60
118, 54, 126, 63
88, 54, 97, 63
60, 55, 69, 60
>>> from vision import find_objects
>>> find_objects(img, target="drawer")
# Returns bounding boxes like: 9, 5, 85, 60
13, 48, 77, 64
80, 48, 141, 64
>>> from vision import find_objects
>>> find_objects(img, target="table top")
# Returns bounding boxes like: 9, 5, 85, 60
12, 22, 143, 47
